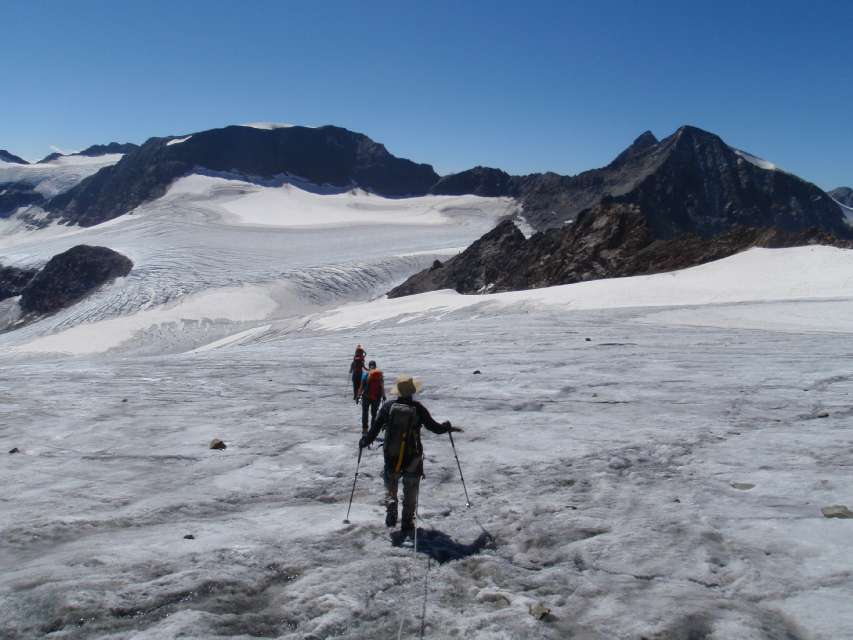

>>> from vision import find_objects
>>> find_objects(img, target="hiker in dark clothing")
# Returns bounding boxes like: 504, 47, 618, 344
359, 375, 462, 534
349, 344, 366, 402
359, 360, 385, 435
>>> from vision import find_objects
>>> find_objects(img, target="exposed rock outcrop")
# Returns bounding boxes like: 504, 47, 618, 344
389, 220, 527, 296
430, 166, 514, 198
390, 202, 852, 296
0, 264, 38, 300
0, 181, 45, 215
0, 150, 28, 165
19, 245, 133, 315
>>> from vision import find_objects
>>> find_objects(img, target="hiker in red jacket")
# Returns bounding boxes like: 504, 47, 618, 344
359, 360, 385, 434
348, 344, 366, 402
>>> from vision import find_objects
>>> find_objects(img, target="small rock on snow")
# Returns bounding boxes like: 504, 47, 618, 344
473, 370, 482, 374
821, 505, 853, 518
209, 438, 227, 450
9, 447, 20, 454
816, 411, 830, 418
731, 482, 755, 490
608, 456, 631, 470
183, 534, 195, 540
529, 602, 552, 620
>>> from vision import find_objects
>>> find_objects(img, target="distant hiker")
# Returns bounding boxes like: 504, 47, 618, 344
359, 360, 385, 435
349, 344, 366, 402
359, 375, 462, 535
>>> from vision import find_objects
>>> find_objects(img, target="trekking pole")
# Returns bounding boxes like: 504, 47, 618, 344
448, 430, 472, 508
343, 445, 364, 524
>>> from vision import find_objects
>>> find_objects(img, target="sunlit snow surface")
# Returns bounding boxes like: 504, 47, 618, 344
2, 173, 853, 639
0, 154, 124, 198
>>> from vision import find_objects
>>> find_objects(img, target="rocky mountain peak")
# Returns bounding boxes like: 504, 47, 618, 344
830, 187, 853, 207
609, 130, 659, 166
0, 150, 28, 165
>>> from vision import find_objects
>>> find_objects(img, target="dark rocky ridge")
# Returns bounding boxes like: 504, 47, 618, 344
831, 187, 853, 207
47, 126, 439, 226
0, 264, 38, 300
0, 150, 28, 165
392, 125, 850, 297
19, 245, 133, 315
389, 205, 853, 297
38, 142, 140, 164
430, 166, 515, 198
389, 220, 528, 297
0, 181, 45, 216
433, 127, 845, 235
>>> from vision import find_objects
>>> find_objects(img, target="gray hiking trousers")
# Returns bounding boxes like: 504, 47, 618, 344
384, 462, 421, 527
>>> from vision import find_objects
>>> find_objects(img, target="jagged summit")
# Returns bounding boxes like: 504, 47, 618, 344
0, 150, 28, 165
609, 130, 659, 166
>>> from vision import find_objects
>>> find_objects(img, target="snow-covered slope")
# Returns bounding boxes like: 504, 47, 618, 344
313, 245, 853, 331
0, 172, 516, 355
3, 166, 853, 639
0, 153, 124, 198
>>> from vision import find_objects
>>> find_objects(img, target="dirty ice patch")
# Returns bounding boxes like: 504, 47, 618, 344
16, 284, 277, 355
315, 245, 853, 330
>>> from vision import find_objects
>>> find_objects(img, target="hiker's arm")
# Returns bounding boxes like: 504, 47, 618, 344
419, 404, 448, 434
419, 403, 463, 435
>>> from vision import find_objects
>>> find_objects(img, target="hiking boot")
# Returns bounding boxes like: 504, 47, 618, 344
400, 520, 415, 537
385, 505, 398, 527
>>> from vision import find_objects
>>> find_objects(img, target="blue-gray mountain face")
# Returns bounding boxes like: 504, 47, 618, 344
830, 187, 853, 207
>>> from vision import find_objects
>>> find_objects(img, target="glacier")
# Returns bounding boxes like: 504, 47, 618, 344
1, 171, 852, 639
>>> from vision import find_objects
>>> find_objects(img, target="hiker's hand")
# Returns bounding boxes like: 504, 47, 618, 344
359, 436, 369, 449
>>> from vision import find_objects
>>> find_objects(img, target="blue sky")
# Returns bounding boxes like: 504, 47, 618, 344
3, 1, 851, 189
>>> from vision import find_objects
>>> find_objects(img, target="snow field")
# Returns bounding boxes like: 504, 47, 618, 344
2, 309, 852, 638
1, 168, 853, 638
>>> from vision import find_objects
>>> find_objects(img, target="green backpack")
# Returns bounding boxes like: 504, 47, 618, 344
384, 402, 419, 473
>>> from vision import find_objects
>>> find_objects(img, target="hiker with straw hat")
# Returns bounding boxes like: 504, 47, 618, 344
359, 374, 463, 536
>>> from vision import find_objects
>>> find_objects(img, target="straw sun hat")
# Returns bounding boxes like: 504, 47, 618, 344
392, 374, 422, 398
